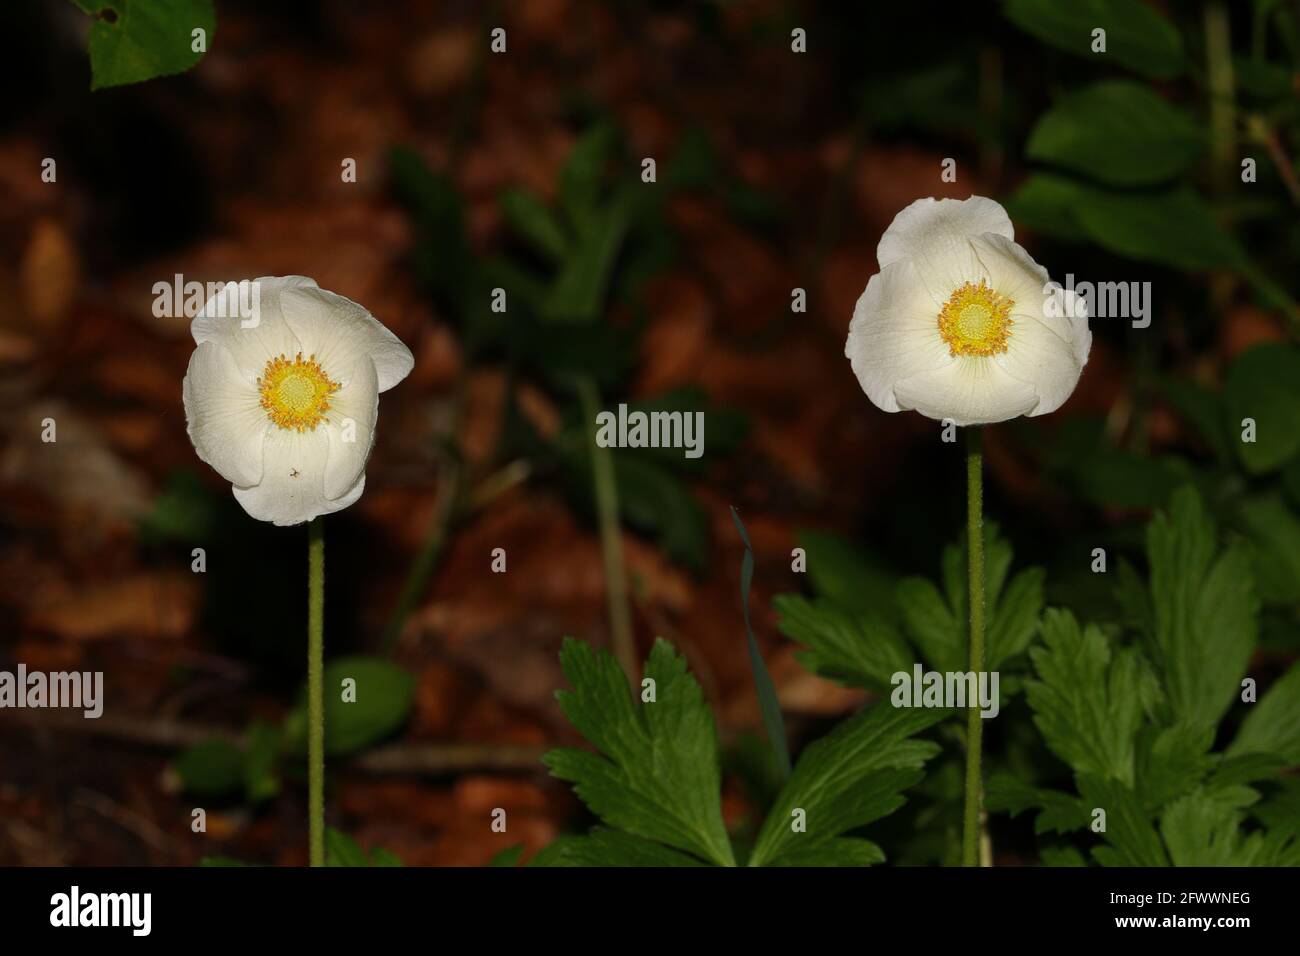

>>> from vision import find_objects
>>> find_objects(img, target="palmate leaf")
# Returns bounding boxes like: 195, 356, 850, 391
1024, 609, 1155, 787
530, 829, 709, 867
542, 639, 736, 866
747, 705, 947, 867
1146, 487, 1257, 732
780, 523, 1043, 689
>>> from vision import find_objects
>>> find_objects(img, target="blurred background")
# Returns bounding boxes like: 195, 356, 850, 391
0, 0, 1297, 866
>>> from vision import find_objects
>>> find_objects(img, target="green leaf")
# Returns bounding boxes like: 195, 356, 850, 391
896, 577, 963, 674
1159, 787, 1271, 866
1135, 723, 1215, 810
1230, 663, 1300, 764
325, 828, 369, 867
487, 845, 524, 867
532, 829, 710, 867
986, 773, 1087, 835
559, 124, 618, 233
797, 530, 899, 617
242, 720, 281, 804
1079, 774, 1169, 866
731, 507, 791, 778
1002, 0, 1184, 79
500, 187, 570, 263
1006, 175, 1245, 271
1146, 487, 1258, 731
325, 827, 403, 867
987, 568, 1045, 666
747, 704, 947, 867
74, 0, 215, 90
1073, 187, 1245, 271
287, 657, 415, 757
173, 738, 243, 797
540, 199, 632, 324
1024, 609, 1151, 785
1234, 494, 1300, 605
1027, 81, 1202, 187
775, 595, 913, 691
1223, 344, 1300, 474
543, 639, 736, 866
611, 454, 709, 570
1157, 375, 1231, 463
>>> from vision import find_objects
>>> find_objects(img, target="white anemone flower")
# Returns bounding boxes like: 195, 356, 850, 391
846, 196, 1091, 426
182, 275, 413, 526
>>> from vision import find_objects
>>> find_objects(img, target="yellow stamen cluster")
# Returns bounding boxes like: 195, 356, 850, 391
937, 280, 1014, 357
257, 353, 340, 432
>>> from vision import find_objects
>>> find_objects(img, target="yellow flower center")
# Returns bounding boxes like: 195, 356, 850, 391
937, 280, 1014, 357
257, 353, 340, 432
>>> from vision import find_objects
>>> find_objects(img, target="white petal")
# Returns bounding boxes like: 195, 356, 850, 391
190, 276, 318, 380
183, 342, 268, 486
877, 197, 1013, 303
970, 233, 1091, 362
993, 314, 1087, 417
894, 356, 1038, 427
970, 233, 1093, 407
232, 427, 362, 526
846, 259, 955, 413
322, 356, 379, 500
280, 285, 414, 392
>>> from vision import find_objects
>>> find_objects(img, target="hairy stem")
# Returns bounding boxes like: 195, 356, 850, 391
307, 516, 325, 867
962, 426, 986, 868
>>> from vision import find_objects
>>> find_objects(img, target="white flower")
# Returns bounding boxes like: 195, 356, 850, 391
846, 196, 1091, 426
182, 276, 413, 526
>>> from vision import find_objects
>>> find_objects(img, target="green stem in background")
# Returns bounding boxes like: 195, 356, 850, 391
1205, 2, 1237, 179
307, 517, 326, 868
577, 377, 637, 682
961, 427, 986, 868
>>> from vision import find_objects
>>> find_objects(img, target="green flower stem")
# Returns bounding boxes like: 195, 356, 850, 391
577, 378, 637, 682
307, 516, 325, 867
962, 426, 986, 868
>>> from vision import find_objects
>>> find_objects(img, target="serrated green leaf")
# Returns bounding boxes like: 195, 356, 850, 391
1146, 488, 1257, 731
775, 595, 913, 691
1003, 0, 1184, 79
986, 773, 1087, 835
1024, 609, 1150, 785
543, 639, 736, 866
1230, 663, 1300, 765
748, 704, 947, 867
987, 568, 1045, 665
1027, 81, 1202, 187
531, 829, 710, 867
1223, 344, 1300, 474
1159, 786, 1272, 866
1135, 723, 1215, 810
1079, 774, 1169, 866
896, 577, 963, 674
74, 0, 215, 91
